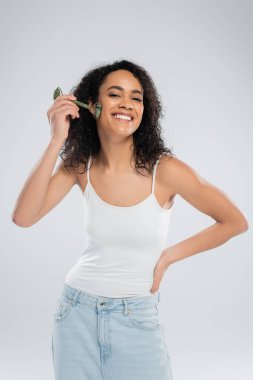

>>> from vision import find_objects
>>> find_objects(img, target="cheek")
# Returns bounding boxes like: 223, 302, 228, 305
138, 109, 144, 120
139, 104, 144, 114
102, 100, 117, 114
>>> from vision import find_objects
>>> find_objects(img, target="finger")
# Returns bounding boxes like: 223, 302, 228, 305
55, 94, 76, 99
150, 270, 163, 293
54, 94, 77, 105
55, 105, 80, 118
54, 100, 79, 112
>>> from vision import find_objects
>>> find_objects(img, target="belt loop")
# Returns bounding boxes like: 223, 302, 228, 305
122, 299, 129, 316
158, 291, 160, 303
69, 289, 81, 306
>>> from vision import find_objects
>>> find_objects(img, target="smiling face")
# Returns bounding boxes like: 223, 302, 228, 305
89, 69, 144, 137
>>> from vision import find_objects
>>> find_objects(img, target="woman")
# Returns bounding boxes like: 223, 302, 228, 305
12, 59, 249, 380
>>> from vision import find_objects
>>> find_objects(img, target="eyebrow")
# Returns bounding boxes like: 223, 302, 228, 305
106, 85, 143, 96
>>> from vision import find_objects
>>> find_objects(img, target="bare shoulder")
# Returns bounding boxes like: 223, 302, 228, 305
157, 154, 193, 187
159, 154, 192, 171
158, 154, 249, 229
158, 154, 212, 196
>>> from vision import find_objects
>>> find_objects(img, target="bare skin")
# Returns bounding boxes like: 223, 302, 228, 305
12, 68, 248, 263
76, 69, 175, 209
88, 69, 145, 173
12, 69, 175, 226
75, 155, 175, 210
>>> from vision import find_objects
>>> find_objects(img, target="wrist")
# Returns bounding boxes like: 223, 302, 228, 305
50, 136, 66, 147
161, 248, 175, 267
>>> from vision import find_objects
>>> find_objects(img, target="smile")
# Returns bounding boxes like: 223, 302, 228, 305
112, 114, 133, 123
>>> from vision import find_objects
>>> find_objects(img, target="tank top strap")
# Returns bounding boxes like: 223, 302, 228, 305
151, 153, 165, 194
87, 155, 92, 184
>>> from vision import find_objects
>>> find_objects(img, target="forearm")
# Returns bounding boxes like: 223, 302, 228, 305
12, 137, 65, 226
163, 222, 246, 266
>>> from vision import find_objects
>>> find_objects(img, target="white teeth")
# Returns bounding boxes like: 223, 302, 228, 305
113, 114, 131, 121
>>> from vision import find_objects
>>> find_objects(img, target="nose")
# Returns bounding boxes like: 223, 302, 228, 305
118, 97, 133, 110
119, 104, 133, 111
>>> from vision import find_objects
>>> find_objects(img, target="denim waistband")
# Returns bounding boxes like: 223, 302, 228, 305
61, 283, 160, 313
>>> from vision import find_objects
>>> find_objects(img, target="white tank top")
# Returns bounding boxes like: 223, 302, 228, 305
64, 153, 174, 298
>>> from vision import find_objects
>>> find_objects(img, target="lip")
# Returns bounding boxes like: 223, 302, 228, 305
113, 117, 133, 123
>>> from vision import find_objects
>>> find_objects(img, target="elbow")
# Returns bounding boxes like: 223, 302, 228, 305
228, 210, 250, 235
239, 219, 249, 233
238, 212, 250, 233
219, 216, 249, 237
231, 217, 249, 235
11, 213, 34, 228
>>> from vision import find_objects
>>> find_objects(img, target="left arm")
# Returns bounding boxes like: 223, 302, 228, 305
163, 157, 249, 265
150, 157, 249, 292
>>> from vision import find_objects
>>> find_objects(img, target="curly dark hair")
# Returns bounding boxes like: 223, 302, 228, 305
59, 59, 176, 176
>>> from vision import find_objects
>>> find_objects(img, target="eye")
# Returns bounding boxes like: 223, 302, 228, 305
109, 93, 142, 102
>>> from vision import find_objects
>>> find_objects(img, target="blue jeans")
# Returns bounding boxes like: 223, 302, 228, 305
51, 283, 173, 380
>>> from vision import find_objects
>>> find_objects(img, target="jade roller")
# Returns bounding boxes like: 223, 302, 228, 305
53, 87, 102, 119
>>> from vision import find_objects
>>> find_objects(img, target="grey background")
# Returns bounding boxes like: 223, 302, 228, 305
1, 0, 252, 379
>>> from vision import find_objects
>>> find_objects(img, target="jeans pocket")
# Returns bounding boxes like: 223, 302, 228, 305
128, 303, 163, 331
53, 296, 72, 321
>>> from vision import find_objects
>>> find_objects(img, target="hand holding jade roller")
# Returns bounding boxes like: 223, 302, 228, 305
47, 88, 81, 142
53, 87, 102, 119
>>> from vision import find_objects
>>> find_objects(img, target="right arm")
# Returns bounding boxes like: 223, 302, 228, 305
11, 93, 80, 227
11, 138, 78, 227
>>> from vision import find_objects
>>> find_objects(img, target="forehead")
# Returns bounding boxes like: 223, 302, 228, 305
101, 69, 143, 92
